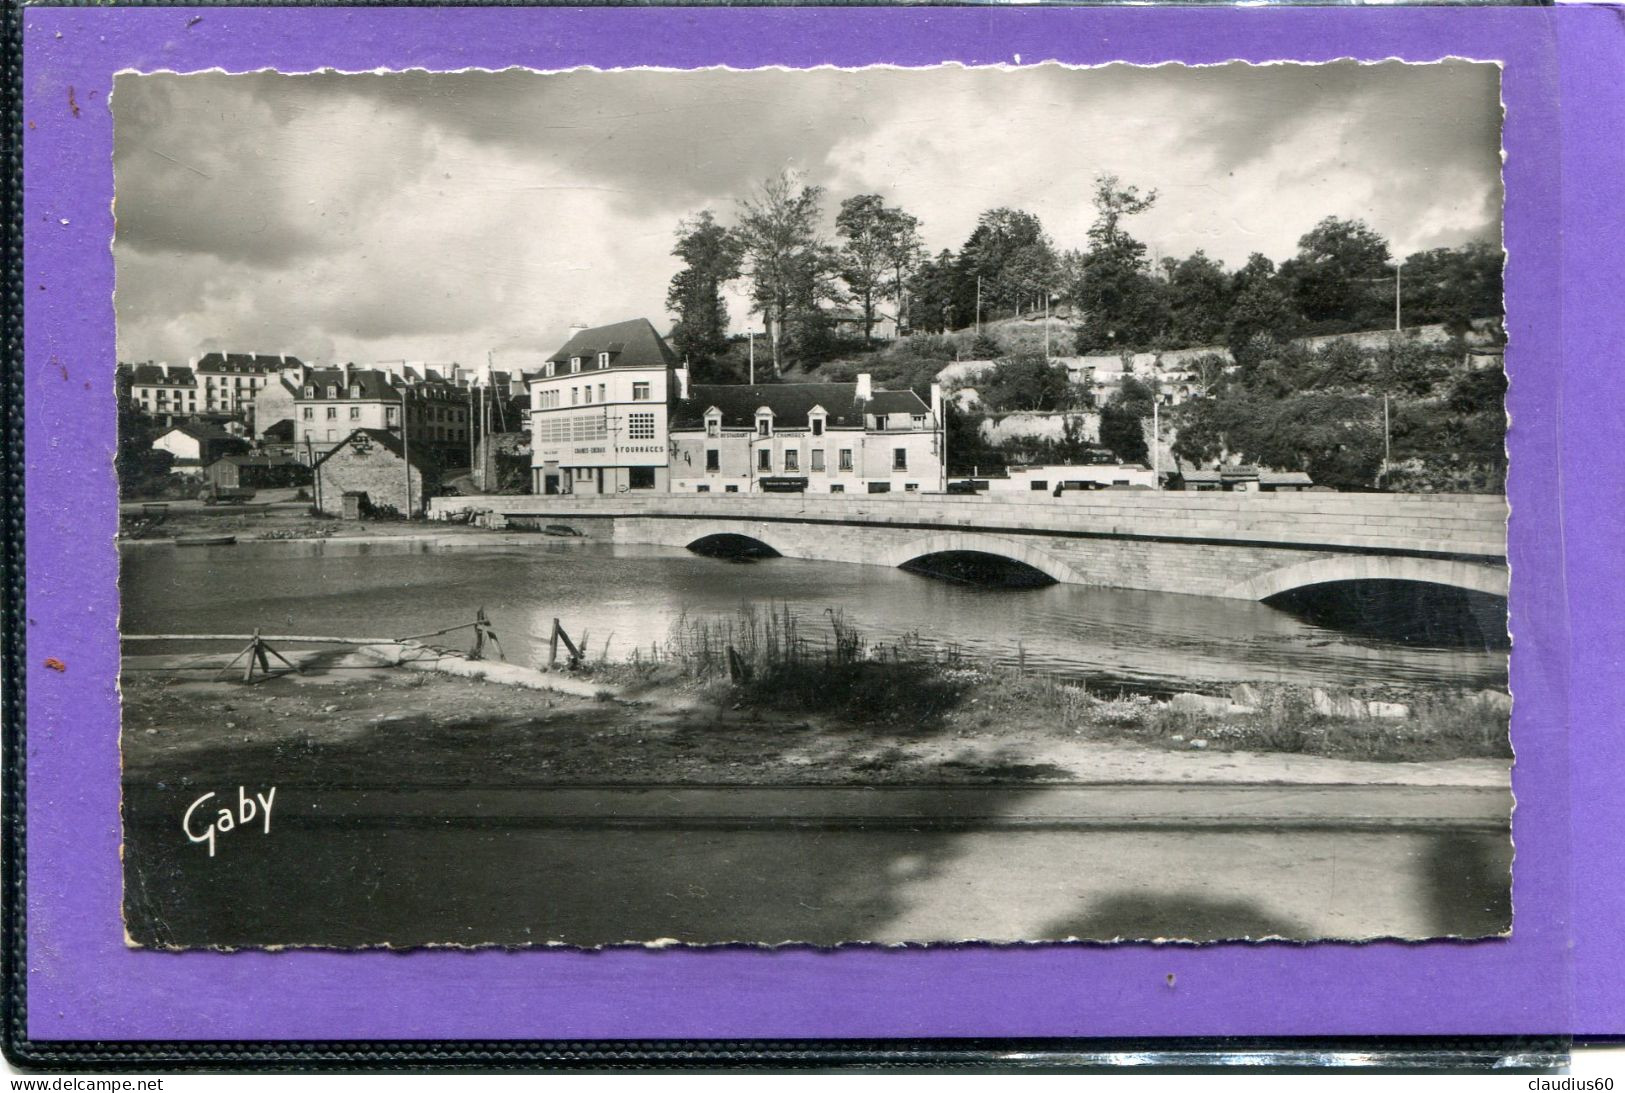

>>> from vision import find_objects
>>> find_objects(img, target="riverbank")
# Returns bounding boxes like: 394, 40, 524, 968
118, 499, 527, 545
120, 650, 1511, 786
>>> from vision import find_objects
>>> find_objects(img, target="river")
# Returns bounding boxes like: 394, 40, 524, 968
120, 538, 1506, 693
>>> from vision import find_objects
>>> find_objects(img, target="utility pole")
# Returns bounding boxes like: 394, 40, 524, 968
975, 276, 983, 336
1151, 394, 1160, 490
400, 384, 412, 517
748, 330, 756, 385
1395, 263, 1402, 333
1044, 292, 1051, 359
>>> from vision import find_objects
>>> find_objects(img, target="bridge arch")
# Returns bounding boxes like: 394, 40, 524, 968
676, 520, 787, 558
1224, 554, 1509, 602
881, 532, 1087, 586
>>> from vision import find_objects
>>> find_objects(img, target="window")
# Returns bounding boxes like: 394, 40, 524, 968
905, 483, 919, 492
868, 481, 891, 494
570, 357, 582, 373
811, 417, 824, 436
811, 450, 825, 472
725, 484, 739, 493
758, 449, 772, 471
598, 384, 606, 402
302, 408, 314, 421
913, 415, 928, 428
570, 388, 579, 406
829, 484, 845, 494
705, 418, 720, 437
1030, 480, 1049, 491
627, 412, 656, 440
893, 448, 908, 471
597, 352, 611, 368
545, 362, 556, 377
839, 449, 853, 471
632, 382, 651, 401
696, 485, 710, 493
756, 414, 772, 437
349, 385, 362, 398
326, 407, 338, 420
327, 386, 337, 399
784, 450, 799, 472
629, 466, 656, 490
386, 407, 399, 425
349, 407, 361, 420
326, 429, 337, 441
584, 387, 593, 404
303, 386, 314, 398
705, 449, 720, 471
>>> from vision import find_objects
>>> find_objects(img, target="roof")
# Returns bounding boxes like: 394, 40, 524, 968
311, 428, 440, 473
208, 453, 302, 469
1181, 469, 1222, 484
261, 419, 296, 441
1260, 471, 1315, 486
548, 318, 678, 370
130, 364, 195, 386
160, 423, 234, 442
671, 382, 929, 431
297, 368, 399, 401
196, 352, 302, 374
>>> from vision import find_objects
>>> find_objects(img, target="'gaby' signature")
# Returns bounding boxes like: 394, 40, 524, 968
183, 786, 276, 857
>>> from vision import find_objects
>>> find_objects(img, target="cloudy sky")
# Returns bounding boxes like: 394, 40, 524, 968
113, 62, 1501, 371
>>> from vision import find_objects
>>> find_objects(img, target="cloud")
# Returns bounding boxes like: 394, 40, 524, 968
113, 62, 1502, 368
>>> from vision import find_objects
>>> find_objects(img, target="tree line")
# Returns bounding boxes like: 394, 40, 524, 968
667, 170, 1502, 381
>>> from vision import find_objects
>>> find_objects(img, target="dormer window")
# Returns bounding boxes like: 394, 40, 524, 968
545, 362, 556, 377
809, 406, 827, 437
704, 408, 722, 438
570, 357, 582, 373
349, 385, 362, 399
755, 408, 774, 438
304, 386, 315, 398
326, 385, 338, 399
597, 352, 611, 368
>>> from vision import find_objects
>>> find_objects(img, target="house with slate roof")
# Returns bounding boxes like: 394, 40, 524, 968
293, 364, 470, 467
527, 319, 681, 496
194, 352, 303, 418
127, 362, 200, 423
668, 370, 944, 495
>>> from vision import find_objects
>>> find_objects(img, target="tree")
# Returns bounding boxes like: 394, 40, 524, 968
734, 172, 835, 375
1074, 176, 1165, 352
907, 250, 960, 334
1098, 375, 1154, 464
1164, 251, 1231, 346
1225, 275, 1300, 373
835, 195, 923, 344
979, 353, 1076, 413
960, 208, 1052, 315
665, 210, 744, 375
1279, 216, 1392, 326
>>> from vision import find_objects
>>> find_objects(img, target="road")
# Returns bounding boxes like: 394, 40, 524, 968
122, 781, 1512, 947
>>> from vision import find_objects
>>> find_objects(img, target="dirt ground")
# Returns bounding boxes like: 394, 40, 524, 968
120, 653, 1510, 789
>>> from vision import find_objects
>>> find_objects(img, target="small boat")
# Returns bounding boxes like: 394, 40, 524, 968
543, 524, 583, 538
175, 535, 237, 547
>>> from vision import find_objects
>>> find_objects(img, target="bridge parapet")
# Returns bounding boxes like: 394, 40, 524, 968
431, 491, 1507, 562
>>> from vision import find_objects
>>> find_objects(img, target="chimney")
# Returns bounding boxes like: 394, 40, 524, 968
674, 366, 690, 401
342, 363, 352, 389
855, 372, 873, 403
568, 321, 588, 337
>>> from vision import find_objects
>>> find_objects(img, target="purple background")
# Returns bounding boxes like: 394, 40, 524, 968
20, 6, 1621, 1041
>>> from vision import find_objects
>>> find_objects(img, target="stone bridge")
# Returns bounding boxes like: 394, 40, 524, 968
428, 492, 1508, 601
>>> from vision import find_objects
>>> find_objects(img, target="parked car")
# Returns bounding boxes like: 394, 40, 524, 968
198, 483, 257, 505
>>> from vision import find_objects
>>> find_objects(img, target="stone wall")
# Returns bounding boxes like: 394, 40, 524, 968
316, 444, 432, 517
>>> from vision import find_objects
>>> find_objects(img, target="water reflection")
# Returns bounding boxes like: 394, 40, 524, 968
120, 539, 1507, 693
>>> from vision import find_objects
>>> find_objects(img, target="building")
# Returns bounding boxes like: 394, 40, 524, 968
127, 363, 199, 422
251, 372, 305, 441
203, 453, 312, 491
527, 319, 679, 496
152, 423, 250, 468
293, 365, 471, 465
311, 428, 440, 518
669, 372, 944, 495
194, 352, 302, 419
825, 308, 899, 342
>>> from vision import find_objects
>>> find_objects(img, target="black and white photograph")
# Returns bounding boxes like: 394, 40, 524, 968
114, 62, 1512, 948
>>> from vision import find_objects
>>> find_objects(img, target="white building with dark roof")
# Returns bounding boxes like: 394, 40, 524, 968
668, 371, 944, 495
527, 318, 681, 496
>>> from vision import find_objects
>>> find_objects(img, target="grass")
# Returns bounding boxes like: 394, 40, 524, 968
571, 603, 1512, 762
